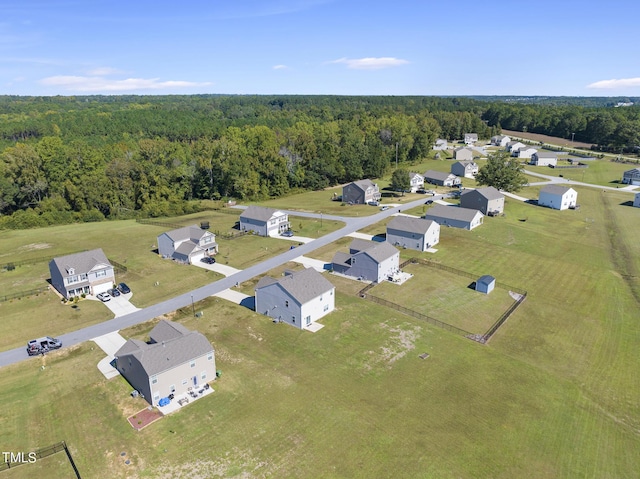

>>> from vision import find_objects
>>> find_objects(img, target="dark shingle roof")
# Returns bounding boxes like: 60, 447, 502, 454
240, 205, 279, 222
256, 268, 334, 304
461, 186, 504, 201
423, 170, 454, 182
51, 248, 111, 277
387, 216, 437, 235
164, 224, 210, 243
540, 185, 575, 195
425, 204, 483, 222
348, 179, 377, 192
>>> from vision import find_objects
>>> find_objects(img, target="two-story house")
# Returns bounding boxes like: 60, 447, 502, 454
332, 239, 400, 283
239, 206, 290, 237
408, 172, 425, 192
157, 225, 218, 264
386, 216, 440, 252
342, 179, 382, 205
49, 248, 115, 299
451, 161, 479, 178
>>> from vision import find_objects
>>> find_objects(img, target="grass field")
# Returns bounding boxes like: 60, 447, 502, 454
2, 177, 640, 477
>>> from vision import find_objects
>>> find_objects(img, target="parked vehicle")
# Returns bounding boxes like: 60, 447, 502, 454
281, 230, 294, 237
380, 206, 390, 211
200, 256, 216, 264
108, 288, 121, 297
27, 337, 62, 356
368, 201, 380, 206
97, 292, 111, 302
117, 283, 131, 294
425, 199, 434, 205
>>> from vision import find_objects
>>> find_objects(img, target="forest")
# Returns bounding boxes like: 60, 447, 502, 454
0, 94, 639, 229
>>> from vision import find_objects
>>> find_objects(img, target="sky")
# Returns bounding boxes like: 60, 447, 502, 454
1, 0, 639, 97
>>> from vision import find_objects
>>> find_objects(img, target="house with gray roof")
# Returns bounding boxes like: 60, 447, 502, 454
464, 133, 478, 145
255, 268, 335, 330
454, 147, 474, 161
408, 172, 425, 192
491, 135, 511, 147
622, 168, 640, 185
538, 185, 577, 210
507, 141, 526, 155
332, 239, 400, 283
239, 206, 290, 237
516, 146, 538, 159
386, 216, 440, 252
451, 161, 479, 178
424, 170, 461, 187
530, 151, 558, 167
114, 320, 216, 406
476, 275, 496, 294
423, 204, 484, 230
157, 224, 217, 264
433, 138, 448, 150
49, 248, 115, 299
459, 187, 505, 216
342, 179, 381, 205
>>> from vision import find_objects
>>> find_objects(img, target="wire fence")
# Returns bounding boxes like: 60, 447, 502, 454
0, 286, 50, 303
0, 441, 81, 477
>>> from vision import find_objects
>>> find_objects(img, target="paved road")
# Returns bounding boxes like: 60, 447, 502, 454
524, 169, 637, 193
0, 198, 433, 368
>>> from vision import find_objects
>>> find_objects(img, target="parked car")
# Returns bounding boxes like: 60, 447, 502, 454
97, 292, 111, 302
108, 288, 121, 297
200, 256, 216, 264
27, 336, 62, 356
380, 205, 390, 211
281, 230, 294, 237
425, 199, 434, 205
117, 283, 131, 294
368, 201, 380, 206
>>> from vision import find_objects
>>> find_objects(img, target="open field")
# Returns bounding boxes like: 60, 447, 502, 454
502, 128, 595, 149
2, 176, 640, 478
526, 161, 639, 188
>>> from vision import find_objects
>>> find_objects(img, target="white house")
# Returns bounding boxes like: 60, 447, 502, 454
464, 133, 478, 145
255, 268, 335, 330
433, 139, 448, 150
491, 135, 511, 147
530, 151, 558, 167
451, 161, 479, 178
634, 192, 640, 208
49, 249, 115, 299
507, 141, 526, 155
408, 172, 425, 192
517, 146, 538, 159
157, 225, 218, 264
240, 206, 290, 237
386, 216, 440, 252
538, 185, 577, 210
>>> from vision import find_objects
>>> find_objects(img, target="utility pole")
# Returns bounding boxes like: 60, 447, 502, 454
395, 142, 399, 169
191, 294, 195, 317
571, 132, 575, 143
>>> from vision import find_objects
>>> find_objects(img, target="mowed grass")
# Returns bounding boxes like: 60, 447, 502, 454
526, 158, 638, 187
2, 180, 640, 478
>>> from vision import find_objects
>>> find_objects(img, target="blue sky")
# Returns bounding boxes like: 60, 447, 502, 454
1, 0, 639, 96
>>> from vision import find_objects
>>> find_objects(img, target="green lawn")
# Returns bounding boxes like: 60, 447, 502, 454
526, 158, 636, 187
2, 180, 640, 478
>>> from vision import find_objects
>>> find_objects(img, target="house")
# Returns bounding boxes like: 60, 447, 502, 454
423, 204, 484, 230
239, 206, 290, 237
451, 161, 479, 178
634, 192, 640, 208
459, 187, 505, 216
454, 147, 474, 161
433, 138, 448, 150
507, 141, 526, 155
408, 172, 425, 192
386, 216, 440, 252
114, 320, 216, 406
424, 170, 461, 187
49, 248, 115, 299
491, 135, 511, 147
342, 179, 381, 205
538, 185, 577, 210
157, 225, 218, 264
254, 268, 335, 330
517, 146, 538, 159
464, 133, 478, 145
622, 168, 640, 185
475, 275, 496, 294
530, 151, 558, 167
332, 239, 400, 283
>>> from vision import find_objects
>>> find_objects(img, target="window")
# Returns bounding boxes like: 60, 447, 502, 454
151, 376, 158, 384
207, 354, 213, 361
202, 236, 212, 244
292, 316, 296, 323
190, 361, 196, 368
285, 300, 289, 308
324, 304, 329, 312
182, 379, 188, 386
95, 269, 107, 278
153, 392, 160, 402
67, 275, 79, 284
320, 295, 323, 301
170, 385, 175, 393
201, 371, 207, 380
305, 315, 311, 326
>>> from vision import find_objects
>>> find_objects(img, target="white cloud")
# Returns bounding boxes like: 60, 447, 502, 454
86, 66, 125, 76
329, 57, 409, 70
39, 75, 212, 92
272, 64, 288, 70
587, 77, 640, 89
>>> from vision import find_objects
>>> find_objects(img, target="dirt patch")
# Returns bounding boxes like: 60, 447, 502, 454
127, 408, 163, 430
365, 322, 421, 370
18, 243, 53, 251
502, 129, 594, 149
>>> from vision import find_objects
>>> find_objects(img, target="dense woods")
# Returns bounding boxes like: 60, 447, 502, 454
0, 95, 638, 228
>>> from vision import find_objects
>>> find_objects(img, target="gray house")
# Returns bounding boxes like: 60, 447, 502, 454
255, 268, 335, 330
424, 204, 484, 230
239, 206, 290, 237
464, 133, 478, 145
424, 170, 461, 187
451, 161, 479, 178
454, 147, 474, 161
157, 225, 217, 264
114, 320, 216, 406
622, 168, 640, 185
476, 275, 496, 294
49, 248, 115, 299
332, 239, 399, 283
634, 192, 640, 208
386, 216, 440, 252
342, 179, 381, 205
530, 151, 558, 167
459, 187, 505, 216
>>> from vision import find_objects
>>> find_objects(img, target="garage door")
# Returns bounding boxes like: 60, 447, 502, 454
190, 251, 206, 264
93, 282, 112, 295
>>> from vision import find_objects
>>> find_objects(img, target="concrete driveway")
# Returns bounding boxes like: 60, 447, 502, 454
193, 261, 241, 277
92, 331, 126, 379
99, 293, 140, 317
291, 255, 329, 272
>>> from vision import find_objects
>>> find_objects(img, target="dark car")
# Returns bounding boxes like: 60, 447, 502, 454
281, 230, 294, 237
108, 288, 121, 297
117, 282, 131, 294
425, 199, 434, 205
200, 256, 216, 264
